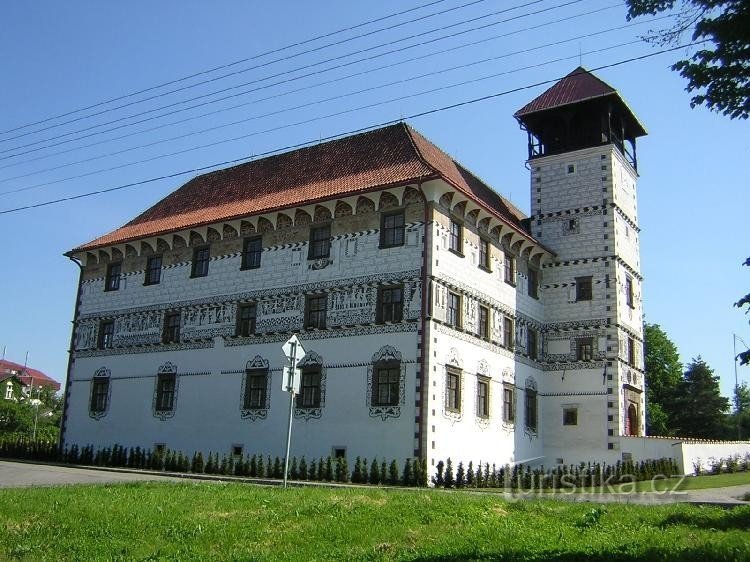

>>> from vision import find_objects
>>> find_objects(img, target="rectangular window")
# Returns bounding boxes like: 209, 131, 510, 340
191, 246, 210, 278
243, 369, 268, 409
447, 292, 461, 329
155, 373, 176, 412
98, 320, 115, 350
527, 328, 538, 360
563, 407, 578, 426
144, 255, 162, 285
308, 224, 331, 259
162, 312, 181, 344
576, 276, 592, 301
105, 262, 121, 292
504, 253, 515, 285
525, 389, 537, 432
446, 368, 461, 413
625, 275, 634, 308
503, 384, 515, 423
528, 269, 539, 299
478, 238, 490, 270
236, 303, 257, 337
90, 378, 109, 413
378, 285, 403, 323
577, 337, 593, 361
305, 294, 327, 329
297, 368, 321, 408
476, 377, 489, 419
448, 220, 462, 254
503, 316, 514, 350
627, 336, 635, 367
241, 236, 262, 270
373, 365, 400, 407
380, 211, 405, 248
477, 305, 489, 340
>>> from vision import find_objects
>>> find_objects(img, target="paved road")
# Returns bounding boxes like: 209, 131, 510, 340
0, 460, 183, 488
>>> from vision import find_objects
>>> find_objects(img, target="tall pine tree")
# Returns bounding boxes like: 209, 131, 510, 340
671, 357, 729, 439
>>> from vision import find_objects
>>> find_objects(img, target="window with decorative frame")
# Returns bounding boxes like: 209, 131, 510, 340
504, 253, 515, 285
308, 224, 331, 259
478, 238, 490, 270
162, 312, 181, 344
297, 367, 322, 409
243, 369, 268, 410
380, 210, 405, 248
625, 275, 634, 308
528, 268, 539, 299
104, 262, 121, 291
527, 328, 538, 360
305, 294, 327, 329
445, 367, 462, 413
191, 246, 210, 278
502, 384, 515, 423
98, 320, 115, 350
89, 368, 111, 420
372, 363, 400, 407
144, 255, 162, 285
448, 219, 462, 254
476, 376, 490, 419
477, 305, 490, 341
503, 316, 514, 350
577, 337, 594, 361
627, 336, 636, 366
576, 276, 593, 301
447, 292, 461, 329
525, 388, 538, 432
236, 303, 257, 337
241, 236, 262, 270
155, 372, 176, 413
377, 285, 403, 323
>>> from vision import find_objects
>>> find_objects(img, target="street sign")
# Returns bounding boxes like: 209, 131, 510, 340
283, 367, 301, 394
282, 334, 305, 362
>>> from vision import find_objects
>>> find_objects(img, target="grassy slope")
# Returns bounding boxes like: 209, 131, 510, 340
0, 483, 749, 561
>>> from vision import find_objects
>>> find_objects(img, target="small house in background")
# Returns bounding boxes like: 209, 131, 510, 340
0, 359, 61, 395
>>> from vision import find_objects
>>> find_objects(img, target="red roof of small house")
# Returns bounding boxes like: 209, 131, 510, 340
69, 123, 534, 254
0, 359, 61, 392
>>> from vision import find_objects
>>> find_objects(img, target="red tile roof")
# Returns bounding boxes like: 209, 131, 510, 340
514, 66, 616, 118
0, 359, 61, 391
70, 123, 534, 253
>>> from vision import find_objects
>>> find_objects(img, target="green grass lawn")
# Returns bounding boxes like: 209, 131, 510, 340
0, 483, 748, 561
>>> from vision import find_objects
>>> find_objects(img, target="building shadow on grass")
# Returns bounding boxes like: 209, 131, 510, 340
408, 544, 746, 562
659, 506, 750, 532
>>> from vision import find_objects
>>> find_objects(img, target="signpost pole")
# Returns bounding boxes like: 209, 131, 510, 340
283, 341, 297, 489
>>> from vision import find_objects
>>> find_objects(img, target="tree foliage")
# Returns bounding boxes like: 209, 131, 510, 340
626, 0, 750, 119
670, 357, 730, 439
736, 257, 750, 366
643, 323, 683, 435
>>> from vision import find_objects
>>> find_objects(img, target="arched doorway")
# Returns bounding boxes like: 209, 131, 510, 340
626, 404, 638, 436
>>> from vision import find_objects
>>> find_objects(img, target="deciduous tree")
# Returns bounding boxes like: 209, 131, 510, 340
643, 323, 682, 435
626, 0, 750, 119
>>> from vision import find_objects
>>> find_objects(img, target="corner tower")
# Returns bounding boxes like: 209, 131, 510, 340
515, 68, 647, 462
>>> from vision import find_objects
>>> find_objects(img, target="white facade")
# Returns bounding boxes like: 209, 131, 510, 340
61, 72, 747, 476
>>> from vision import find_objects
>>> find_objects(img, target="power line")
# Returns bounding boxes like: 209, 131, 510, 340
0, 44, 698, 217
1, 39, 646, 196
0, 0, 578, 158
0, 0, 498, 144
1, 1, 621, 173
0, 0, 454, 137
1, 21, 664, 192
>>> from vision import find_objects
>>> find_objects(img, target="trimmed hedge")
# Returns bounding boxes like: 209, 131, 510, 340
0, 437, 429, 487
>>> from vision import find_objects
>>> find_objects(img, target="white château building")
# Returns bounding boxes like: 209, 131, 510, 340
60, 68, 748, 474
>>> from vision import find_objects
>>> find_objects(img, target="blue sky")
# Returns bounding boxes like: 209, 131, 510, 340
0, 0, 747, 399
